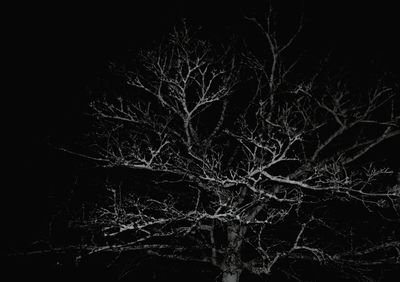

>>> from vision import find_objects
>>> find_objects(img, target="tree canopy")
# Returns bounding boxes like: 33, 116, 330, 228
11, 9, 400, 282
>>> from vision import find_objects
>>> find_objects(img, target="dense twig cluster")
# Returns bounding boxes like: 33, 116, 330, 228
56, 14, 399, 282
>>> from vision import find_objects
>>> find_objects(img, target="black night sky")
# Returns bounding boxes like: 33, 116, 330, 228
6, 1, 400, 281
14, 1, 400, 138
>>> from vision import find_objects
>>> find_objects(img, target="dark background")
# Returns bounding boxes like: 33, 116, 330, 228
6, 1, 400, 281
12, 1, 400, 148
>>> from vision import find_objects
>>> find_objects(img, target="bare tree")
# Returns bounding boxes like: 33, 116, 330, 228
58, 15, 399, 282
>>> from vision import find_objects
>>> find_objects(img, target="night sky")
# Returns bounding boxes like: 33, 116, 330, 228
14, 1, 400, 139
6, 1, 400, 280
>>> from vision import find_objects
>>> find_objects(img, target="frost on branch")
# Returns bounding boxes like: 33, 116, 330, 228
59, 19, 399, 281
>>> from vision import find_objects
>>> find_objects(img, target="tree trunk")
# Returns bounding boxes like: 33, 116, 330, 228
222, 270, 241, 282
221, 223, 244, 282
